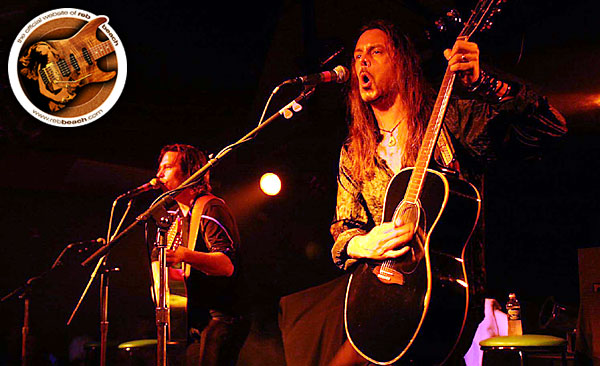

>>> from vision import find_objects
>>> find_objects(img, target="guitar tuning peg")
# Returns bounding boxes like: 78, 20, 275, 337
446, 9, 461, 23
435, 19, 447, 32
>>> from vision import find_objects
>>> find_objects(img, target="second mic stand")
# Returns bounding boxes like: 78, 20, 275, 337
154, 216, 172, 366
98, 257, 120, 366
2, 239, 101, 366
1, 276, 39, 366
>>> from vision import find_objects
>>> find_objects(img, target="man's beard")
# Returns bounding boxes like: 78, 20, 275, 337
363, 82, 398, 111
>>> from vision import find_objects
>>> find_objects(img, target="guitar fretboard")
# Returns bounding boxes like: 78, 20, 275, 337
89, 41, 115, 61
404, 67, 456, 204
167, 217, 182, 250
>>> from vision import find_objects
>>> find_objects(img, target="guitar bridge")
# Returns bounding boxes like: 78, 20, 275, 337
374, 265, 405, 285
377, 273, 391, 281
41, 63, 61, 86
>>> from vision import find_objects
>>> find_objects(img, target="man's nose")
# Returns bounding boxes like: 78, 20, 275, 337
361, 56, 370, 67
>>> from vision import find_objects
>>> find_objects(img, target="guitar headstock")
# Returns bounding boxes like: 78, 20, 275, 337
425, 9, 463, 48
433, 9, 463, 35
459, 0, 507, 40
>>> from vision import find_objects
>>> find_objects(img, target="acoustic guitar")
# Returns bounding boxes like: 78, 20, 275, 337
344, 0, 505, 364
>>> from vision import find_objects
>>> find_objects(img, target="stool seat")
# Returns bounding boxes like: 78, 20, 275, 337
480, 335, 567, 366
118, 339, 157, 349
84, 341, 119, 365
84, 341, 101, 349
118, 339, 186, 366
84, 340, 119, 349
480, 334, 567, 348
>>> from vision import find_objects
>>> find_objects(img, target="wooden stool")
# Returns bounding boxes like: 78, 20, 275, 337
118, 339, 185, 366
83, 341, 101, 366
118, 339, 157, 366
480, 335, 567, 366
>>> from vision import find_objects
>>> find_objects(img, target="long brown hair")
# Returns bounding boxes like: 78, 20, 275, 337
159, 143, 211, 192
346, 20, 432, 183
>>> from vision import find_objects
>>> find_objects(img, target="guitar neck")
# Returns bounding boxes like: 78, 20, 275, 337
401, 0, 504, 206
89, 41, 115, 61
404, 66, 456, 204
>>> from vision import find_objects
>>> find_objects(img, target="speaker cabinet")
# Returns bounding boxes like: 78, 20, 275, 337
577, 247, 600, 365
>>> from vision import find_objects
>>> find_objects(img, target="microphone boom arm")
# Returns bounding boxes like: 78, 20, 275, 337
81, 86, 316, 267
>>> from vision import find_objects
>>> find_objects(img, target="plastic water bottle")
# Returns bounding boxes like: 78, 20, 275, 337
506, 293, 523, 336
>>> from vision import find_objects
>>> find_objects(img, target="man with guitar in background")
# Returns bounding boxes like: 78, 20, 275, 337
330, 20, 566, 365
154, 143, 248, 366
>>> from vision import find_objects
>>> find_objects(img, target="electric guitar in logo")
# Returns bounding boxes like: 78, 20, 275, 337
18, 16, 117, 111
344, 1, 505, 364
151, 216, 188, 342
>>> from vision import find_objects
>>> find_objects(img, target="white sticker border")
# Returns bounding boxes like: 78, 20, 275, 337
8, 8, 127, 127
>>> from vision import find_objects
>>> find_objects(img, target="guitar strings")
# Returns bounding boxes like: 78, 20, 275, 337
43, 41, 114, 83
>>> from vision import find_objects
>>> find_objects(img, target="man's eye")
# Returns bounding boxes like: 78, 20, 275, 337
355, 54, 362, 60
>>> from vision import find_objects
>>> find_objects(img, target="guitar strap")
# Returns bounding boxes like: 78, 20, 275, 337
185, 193, 224, 278
436, 123, 461, 173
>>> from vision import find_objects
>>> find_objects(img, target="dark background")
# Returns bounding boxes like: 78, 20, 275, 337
1, 0, 598, 364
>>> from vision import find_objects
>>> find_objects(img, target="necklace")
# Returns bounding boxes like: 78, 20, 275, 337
379, 121, 402, 146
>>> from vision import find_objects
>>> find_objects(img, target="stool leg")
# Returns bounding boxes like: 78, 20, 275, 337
518, 349, 525, 366
561, 350, 567, 366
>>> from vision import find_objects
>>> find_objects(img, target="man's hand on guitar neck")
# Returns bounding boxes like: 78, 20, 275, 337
444, 39, 481, 87
347, 222, 415, 260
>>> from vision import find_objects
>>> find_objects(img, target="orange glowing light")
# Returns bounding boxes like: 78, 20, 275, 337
260, 173, 281, 196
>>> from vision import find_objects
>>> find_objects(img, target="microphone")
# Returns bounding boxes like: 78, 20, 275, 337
66, 238, 107, 249
53, 238, 107, 268
117, 178, 159, 199
283, 65, 349, 86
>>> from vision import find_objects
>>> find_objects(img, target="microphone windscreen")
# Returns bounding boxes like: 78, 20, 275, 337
334, 65, 349, 83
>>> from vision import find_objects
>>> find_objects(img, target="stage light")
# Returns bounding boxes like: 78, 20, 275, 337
260, 173, 281, 196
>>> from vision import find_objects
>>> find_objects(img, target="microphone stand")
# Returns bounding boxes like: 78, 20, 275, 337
1, 239, 101, 366
1, 276, 39, 366
68, 198, 131, 366
154, 216, 171, 366
99, 256, 119, 366
79, 85, 317, 365
81, 85, 316, 267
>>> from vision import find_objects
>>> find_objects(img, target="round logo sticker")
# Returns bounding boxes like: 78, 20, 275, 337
8, 8, 127, 127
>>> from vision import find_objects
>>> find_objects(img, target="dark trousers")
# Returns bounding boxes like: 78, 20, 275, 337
185, 317, 249, 366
